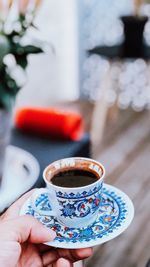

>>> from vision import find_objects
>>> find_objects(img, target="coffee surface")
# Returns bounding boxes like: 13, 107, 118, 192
51, 169, 98, 188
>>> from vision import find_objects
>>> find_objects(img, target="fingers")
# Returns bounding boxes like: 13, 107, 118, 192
39, 244, 53, 253
71, 248, 93, 260
1, 189, 35, 220
57, 248, 93, 262
41, 246, 92, 266
42, 249, 59, 265
0, 215, 56, 244
41, 247, 92, 266
53, 258, 73, 267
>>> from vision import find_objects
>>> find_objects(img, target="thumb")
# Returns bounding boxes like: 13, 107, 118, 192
0, 215, 56, 244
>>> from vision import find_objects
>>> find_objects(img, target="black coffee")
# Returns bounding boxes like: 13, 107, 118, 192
51, 169, 98, 187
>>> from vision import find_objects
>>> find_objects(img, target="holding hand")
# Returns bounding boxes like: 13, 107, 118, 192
0, 190, 92, 267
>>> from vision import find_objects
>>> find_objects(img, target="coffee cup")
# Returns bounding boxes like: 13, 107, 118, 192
31, 157, 105, 228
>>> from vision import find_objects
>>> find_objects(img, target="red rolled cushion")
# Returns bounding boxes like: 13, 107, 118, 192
15, 107, 84, 141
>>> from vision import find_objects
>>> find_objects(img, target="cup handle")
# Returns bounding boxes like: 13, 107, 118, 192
31, 188, 56, 216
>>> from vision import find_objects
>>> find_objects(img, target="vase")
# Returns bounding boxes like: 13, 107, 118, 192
0, 109, 12, 187
121, 15, 148, 58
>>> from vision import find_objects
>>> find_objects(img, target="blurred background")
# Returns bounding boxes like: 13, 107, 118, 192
0, 1, 150, 267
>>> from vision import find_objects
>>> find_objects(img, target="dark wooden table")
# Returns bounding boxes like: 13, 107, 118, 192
85, 110, 150, 267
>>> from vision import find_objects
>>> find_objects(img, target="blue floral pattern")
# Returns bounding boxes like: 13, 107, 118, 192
56, 183, 103, 199
35, 194, 52, 211
24, 186, 129, 244
56, 183, 103, 218
58, 190, 101, 218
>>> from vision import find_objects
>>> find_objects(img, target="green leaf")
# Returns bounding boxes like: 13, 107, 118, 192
22, 45, 43, 54
11, 43, 43, 55
6, 78, 20, 95
0, 83, 15, 110
0, 69, 20, 110
14, 54, 28, 69
30, 23, 39, 30
10, 43, 43, 69
1, 94, 14, 110
0, 35, 10, 69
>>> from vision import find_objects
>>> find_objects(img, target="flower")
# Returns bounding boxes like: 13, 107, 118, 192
18, 0, 29, 15
35, 0, 42, 8
51, 224, 61, 232
95, 199, 100, 206
80, 227, 94, 238
68, 233, 73, 237
91, 198, 100, 213
88, 198, 93, 203
18, 0, 42, 15
62, 203, 76, 218
0, 0, 13, 20
0, 0, 44, 110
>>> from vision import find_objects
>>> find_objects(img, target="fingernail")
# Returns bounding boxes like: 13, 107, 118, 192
49, 229, 56, 240
44, 226, 56, 241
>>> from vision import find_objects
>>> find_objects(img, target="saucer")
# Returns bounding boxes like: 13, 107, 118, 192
20, 184, 134, 249
0, 145, 40, 213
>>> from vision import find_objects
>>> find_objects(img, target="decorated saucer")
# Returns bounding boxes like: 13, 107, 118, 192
20, 184, 134, 249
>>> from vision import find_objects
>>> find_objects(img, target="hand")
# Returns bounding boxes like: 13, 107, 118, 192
0, 190, 93, 267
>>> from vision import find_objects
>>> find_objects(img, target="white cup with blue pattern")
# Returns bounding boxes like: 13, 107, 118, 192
31, 157, 105, 228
